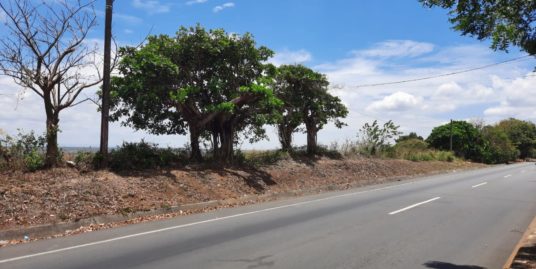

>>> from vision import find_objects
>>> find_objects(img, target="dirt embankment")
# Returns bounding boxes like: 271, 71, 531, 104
0, 158, 484, 231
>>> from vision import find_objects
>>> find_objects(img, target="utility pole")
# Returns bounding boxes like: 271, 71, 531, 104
449, 119, 453, 151
99, 0, 113, 167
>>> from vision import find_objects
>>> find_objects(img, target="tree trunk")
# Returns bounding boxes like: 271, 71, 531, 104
45, 112, 60, 168
306, 123, 318, 155
189, 125, 203, 162
219, 122, 234, 163
99, 0, 113, 167
278, 124, 293, 152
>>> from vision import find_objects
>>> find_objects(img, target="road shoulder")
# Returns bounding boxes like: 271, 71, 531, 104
505, 215, 536, 269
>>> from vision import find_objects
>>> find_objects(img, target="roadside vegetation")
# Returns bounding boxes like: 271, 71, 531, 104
0, 1, 534, 173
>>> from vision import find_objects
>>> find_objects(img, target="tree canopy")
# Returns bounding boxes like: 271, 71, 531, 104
110, 25, 281, 162
273, 64, 348, 153
421, 0, 536, 54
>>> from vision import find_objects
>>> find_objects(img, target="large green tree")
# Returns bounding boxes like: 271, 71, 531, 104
111, 26, 280, 162
496, 118, 536, 159
273, 65, 348, 154
420, 0, 536, 54
480, 125, 518, 164
426, 120, 484, 160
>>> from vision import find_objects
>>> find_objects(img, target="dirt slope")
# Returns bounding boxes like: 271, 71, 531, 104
0, 158, 484, 231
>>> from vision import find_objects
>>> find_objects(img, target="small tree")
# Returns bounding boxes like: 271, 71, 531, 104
273, 65, 348, 154
358, 120, 401, 156
0, 0, 102, 167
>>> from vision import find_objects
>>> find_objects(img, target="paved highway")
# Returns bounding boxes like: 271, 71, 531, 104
1, 163, 535, 269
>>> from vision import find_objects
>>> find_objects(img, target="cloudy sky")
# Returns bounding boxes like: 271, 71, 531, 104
0, 0, 535, 149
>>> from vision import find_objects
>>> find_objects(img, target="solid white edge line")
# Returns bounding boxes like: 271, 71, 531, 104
0, 180, 421, 264
388, 197, 441, 215
471, 182, 488, 188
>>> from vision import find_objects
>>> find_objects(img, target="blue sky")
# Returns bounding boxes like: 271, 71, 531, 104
1, 0, 535, 148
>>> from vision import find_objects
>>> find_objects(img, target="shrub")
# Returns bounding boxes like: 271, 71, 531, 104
391, 138, 456, 162
74, 151, 97, 171
0, 130, 46, 172
108, 141, 183, 171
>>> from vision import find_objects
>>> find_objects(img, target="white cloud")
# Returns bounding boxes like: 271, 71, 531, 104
132, 0, 171, 14
366, 91, 423, 112
356, 40, 434, 58
269, 49, 312, 66
213, 2, 234, 13
187, 0, 208, 5
483, 74, 536, 119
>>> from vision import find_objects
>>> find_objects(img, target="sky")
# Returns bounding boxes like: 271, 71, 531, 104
1, 0, 535, 149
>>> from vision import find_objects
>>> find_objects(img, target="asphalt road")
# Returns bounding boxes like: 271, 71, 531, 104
1, 163, 536, 269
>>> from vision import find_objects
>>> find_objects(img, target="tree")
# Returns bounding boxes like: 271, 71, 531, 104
426, 120, 483, 160
0, 0, 102, 167
99, 0, 114, 167
273, 65, 347, 152
111, 26, 280, 162
481, 125, 518, 164
420, 0, 536, 55
496, 118, 536, 159
273, 65, 348, 155
358, 120, 401, 156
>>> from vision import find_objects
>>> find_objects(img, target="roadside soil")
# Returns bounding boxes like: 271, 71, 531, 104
0, 157, 484, 233
508, 216, 536, 269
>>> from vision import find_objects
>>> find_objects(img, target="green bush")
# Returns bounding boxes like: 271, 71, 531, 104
108, 141, 183, 171
391, 138, 456, 162
0, 130, 46, 172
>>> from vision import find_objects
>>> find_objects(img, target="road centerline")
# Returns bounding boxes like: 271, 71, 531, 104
472, 182, 488, 188
388, 197, 441, 215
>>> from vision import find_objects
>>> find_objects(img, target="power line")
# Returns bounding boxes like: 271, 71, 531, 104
350, 55, 533, 88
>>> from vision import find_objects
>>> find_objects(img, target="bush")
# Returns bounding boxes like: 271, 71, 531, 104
391, 138, 456, 162
0, 130, 46, 172
74, 151, 97, 171
108, 141, 183, 171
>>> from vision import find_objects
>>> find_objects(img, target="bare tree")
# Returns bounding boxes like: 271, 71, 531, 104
0, 0, 102, 167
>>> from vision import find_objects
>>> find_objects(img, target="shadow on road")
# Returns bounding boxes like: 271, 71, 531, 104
424, 261, 486, 269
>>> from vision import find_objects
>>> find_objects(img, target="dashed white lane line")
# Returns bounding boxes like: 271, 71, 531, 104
472, 182, 488, 188
388, 197, 441, 215
504, 174, 512, 178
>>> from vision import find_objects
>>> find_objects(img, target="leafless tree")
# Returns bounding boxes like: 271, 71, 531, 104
0, 0, 102, 167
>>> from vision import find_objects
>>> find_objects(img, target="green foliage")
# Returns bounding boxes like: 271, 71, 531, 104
358, 120, 402, 156
74, 151, 98, 171
24, 149, 45, 172
390, 138, 455, 162
111, 24, 280, 161
0, 130, 46, 172
496, 118, 536, 159
480, 125, 518, 164
108, 141, 185, 171
396, 132, 424, 143
421, 0, 536, 55
426, 121, 484, 161
273, 65, 348, 152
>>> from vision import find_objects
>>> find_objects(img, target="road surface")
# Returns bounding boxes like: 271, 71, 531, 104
1, 163, 535, 269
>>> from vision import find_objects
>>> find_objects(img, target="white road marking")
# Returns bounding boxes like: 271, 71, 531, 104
472, 182, 488, 188
388, 197, 441, 215
504, 174, 512, 178
0, 180, 422, 264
